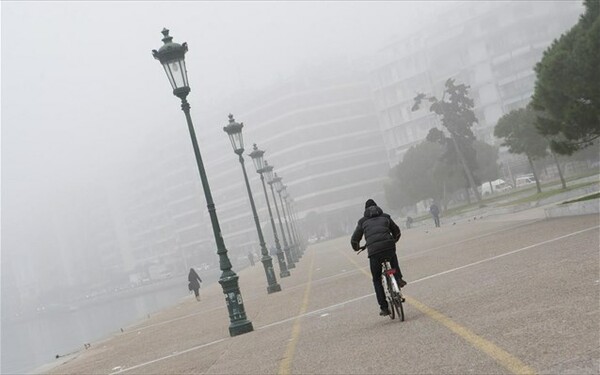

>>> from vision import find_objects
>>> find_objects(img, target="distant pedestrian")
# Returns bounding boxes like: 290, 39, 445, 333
248, 251, 255, 267
406, 216, 413, 229
188, 268, 202, 301
429, 202, 440, 227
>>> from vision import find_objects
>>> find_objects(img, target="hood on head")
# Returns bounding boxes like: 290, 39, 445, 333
365, 199, 377, 209
364, 205, 383, 218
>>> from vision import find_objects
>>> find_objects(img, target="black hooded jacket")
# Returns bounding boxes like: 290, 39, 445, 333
351, 205, 401, 257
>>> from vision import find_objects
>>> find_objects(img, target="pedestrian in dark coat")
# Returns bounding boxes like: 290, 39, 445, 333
188, 268, 202, 301
351, 199, 407, 316
430, 202, 440, 227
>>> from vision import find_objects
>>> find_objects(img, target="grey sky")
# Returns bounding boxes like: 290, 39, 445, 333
2, 1, 446, 218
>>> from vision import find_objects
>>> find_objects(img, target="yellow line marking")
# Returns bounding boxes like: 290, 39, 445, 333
278, 250, 315, 375
340, 249, 536, 375
406, 296, 536, 375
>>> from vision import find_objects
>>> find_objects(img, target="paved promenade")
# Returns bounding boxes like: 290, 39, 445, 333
41, 210, 599, 374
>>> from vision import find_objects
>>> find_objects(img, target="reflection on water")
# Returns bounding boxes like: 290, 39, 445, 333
2, 279, 191, 374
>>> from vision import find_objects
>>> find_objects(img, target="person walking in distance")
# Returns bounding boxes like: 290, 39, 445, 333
351, 199, 407, 317
429, 202, 441, 228
188, 268, 203, 301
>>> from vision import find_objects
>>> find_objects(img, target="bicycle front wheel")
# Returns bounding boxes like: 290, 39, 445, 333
393, 293, 404, 321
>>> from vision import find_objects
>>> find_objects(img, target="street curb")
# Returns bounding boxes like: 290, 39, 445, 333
544, 199, 600, 218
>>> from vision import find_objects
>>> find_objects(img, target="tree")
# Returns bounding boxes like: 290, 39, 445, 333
413, 78, 482, 203
473, 140, 500, 187
389, 141, 445, 206
383, 180, 411, 211
386, 140, 471, 211
531, 0, 599, 154
494, 108, 551, 193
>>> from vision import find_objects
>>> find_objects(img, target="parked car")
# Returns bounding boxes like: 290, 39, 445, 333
480, 179, 513, 195
515, 174, 536, 188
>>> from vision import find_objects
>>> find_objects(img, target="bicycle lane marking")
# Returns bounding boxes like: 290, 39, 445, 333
278, 248, 316, 375
341, 250, 536, 375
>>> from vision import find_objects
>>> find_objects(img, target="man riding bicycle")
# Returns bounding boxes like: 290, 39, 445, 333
351, 199, 407, 316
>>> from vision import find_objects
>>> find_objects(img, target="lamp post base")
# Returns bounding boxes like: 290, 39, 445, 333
229, 320, 254, 337
280, 270, 291, 278
219, 274, 253, 337
284, 248, 296, 269
267, 284, 282, 294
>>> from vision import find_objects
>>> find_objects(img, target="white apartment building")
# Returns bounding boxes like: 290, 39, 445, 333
369, 1, 583, 166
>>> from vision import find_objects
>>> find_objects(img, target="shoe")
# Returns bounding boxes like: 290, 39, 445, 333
398, 279, 407, 288
379, 307, 391, 316
196, 296, 201, 302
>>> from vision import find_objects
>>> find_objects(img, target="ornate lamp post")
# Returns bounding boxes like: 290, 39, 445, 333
290, 197, 307, 253
262, 161, 296, 269
248, 144, 291, 278
272, 174, 300, 263
281, 187, 303, 258
289, 196, 307, 252
152, 28, 253, 336
223, 115, 281, 294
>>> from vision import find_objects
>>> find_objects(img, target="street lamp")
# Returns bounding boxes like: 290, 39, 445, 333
281, 187, 303, 258
248, 144, 291, 278
263, 163, 296, 268
152, 28, 253, 337
271, 174, 300, 263
223, 115, 282, 294
289, 197, 307, 253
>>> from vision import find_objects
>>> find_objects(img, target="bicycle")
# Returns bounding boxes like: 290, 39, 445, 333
357, 245, 405, 321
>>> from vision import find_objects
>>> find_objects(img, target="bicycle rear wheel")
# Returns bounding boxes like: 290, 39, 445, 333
385, 277, 396, 320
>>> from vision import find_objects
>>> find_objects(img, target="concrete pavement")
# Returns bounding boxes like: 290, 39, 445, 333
40, 211, 599, 374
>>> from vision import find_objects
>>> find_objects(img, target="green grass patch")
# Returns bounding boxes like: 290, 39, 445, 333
500, 181, 598, 206
561, 192, 600, 204
407, 173, 598, 221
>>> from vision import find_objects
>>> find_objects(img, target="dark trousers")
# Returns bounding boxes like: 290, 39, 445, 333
433, 215, 440, 227
192, 288, 200, 297
369, 249, 404, 309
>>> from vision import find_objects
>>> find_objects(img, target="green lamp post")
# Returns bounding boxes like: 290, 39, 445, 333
286, 194, 306, 253
223, 115, 282, 294
248, 144, 291, 278
272, 174, 300, 263
263, 163, 296, 268
152, 28, 253, 336
281, 187, 303, 258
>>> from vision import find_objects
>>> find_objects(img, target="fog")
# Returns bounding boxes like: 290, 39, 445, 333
2, 1, 452, 372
